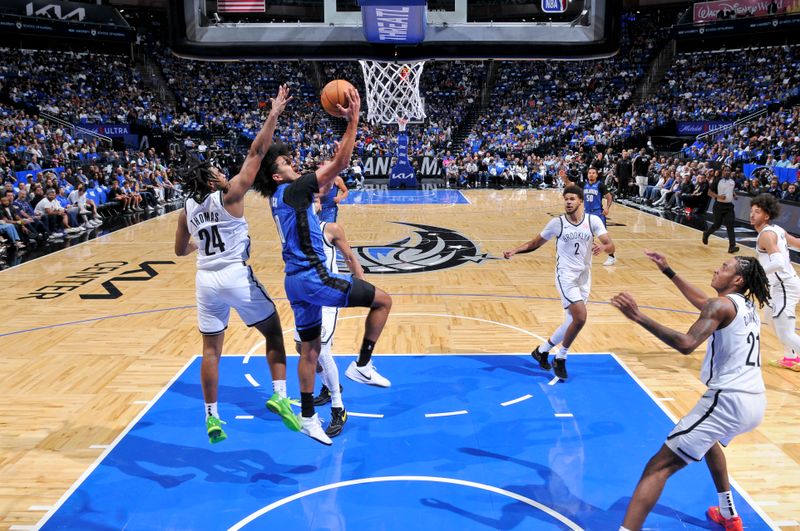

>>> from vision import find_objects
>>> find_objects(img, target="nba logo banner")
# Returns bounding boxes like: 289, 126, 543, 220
542, 0, 567, 13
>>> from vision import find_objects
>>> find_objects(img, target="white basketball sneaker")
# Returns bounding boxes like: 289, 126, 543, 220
299, 413, 332, 446
345, 361, 391, 388
603, 255, 617, 266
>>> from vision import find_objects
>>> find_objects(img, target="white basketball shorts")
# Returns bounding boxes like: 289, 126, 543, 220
665, 389, 765, 464
555, 270, 591, 309
196, 263, 276, 335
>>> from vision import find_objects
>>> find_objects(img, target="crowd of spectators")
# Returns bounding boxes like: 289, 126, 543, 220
0, 104, 182, 264
4, 11, 800, 263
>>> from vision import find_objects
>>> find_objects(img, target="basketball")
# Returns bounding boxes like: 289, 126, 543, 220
320, 79, 355, 117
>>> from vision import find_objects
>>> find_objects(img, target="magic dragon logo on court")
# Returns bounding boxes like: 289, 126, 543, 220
347, 222, 495, 274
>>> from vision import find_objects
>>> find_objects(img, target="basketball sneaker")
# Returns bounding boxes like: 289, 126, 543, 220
553, 358, 568, 380
531, 347, 552, 370
768, 356, 800, 370
206, 416, 227, 444
300, 413, 332, 445
345, 361, 391, 387
603, 255, 617, 266
326, 407, 347, 437
266, 393, 302, 432
707, 507, 743, 531
314, 384, 344, 406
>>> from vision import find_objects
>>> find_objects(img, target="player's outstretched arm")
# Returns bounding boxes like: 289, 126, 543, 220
333, 176, 349, 204
559, 169, 573, 187
317, 89, 361, 189
611, 292, 733, 354
326, 222, 364, 280
504, 234, 548, 259
784, 231, 800, 250
174, 210, 197, 256
644, 249, 709, 310
229, 85, 291, 201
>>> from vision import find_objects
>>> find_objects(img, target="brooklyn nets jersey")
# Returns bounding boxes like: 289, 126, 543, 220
756, 224, 797, 285
540, 214, 607, 277
320, 221, 338, 275
185, 191, 251, 271
701, 293, 765, 394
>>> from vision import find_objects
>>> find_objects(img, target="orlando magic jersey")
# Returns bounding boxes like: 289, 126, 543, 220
540, 214, 607, 277
185, 191, 250, 271
756, 225, 797, 285
701, 293, 764, 394
583, 180, 604, 216
270, 173, 328, 275
320, 183, 339, 222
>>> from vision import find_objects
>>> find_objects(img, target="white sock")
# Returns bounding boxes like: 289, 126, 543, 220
538, 339, 556, 353
718, 490, 737, 519
272, 380, 287, 399
205, 402, 218, 420
319, 343, 343, 409
619, 527, 633, 531
556, 346, 569, 360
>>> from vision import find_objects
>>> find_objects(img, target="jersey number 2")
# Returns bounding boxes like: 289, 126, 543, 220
574, 242, 580, 255
198, 226, 226, 255
746, 332, 761, 367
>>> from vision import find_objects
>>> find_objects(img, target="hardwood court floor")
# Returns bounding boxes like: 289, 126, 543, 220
1, 189, 798, 529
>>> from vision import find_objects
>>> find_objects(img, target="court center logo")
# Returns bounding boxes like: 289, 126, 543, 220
348, 222, 494, 274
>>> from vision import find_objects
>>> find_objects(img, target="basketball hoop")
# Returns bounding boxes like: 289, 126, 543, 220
397, 117, 409, 132
358, 60, 426, 127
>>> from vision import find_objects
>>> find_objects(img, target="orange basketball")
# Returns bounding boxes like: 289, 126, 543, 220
320, 79, 355, 117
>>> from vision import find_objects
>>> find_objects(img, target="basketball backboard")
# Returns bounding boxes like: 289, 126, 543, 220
169, 0, 620, 61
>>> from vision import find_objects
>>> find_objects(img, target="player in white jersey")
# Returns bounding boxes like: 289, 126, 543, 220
504, 185, 615, 380
292, 212, 364, 437
612, 251, 770, 531
750, 193, 800, 371
174, 86, 300, 443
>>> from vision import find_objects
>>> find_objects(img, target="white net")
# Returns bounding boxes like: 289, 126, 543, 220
358, 60, 427, 125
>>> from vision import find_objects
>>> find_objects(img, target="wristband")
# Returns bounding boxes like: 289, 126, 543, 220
662, 267, 676, 279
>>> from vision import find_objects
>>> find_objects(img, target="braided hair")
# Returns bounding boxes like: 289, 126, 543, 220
735, 256, 771, 308
181, 159, 216, 204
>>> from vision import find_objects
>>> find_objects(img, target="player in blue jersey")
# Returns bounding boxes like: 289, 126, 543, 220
561, 166, 617, 265
253, 88, 392, 446
319, 175, 349, 222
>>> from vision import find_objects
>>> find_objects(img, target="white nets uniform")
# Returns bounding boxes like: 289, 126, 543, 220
540, 214, 607, 308
756, 224, 800, 319
665, 293, 766, 463
185, 191, 275, 335
294, 221, 339, 345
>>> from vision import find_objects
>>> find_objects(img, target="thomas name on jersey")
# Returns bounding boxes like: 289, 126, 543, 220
189, 211, 221, 229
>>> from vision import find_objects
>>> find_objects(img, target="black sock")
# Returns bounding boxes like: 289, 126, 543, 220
357, 339, 375, 367
609, 253, 615, 258
301, 392, 315, 418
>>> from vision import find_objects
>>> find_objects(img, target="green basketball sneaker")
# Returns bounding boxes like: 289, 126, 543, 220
266, 393, 302, 432
206, 416, 227, 444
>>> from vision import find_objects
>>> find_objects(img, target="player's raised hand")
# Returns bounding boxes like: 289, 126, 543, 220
270, 84, 292, 115
644, 249, 669, 271
611, 292, 641, 321
338, 88, 361, 123
503, 249, 516, 260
